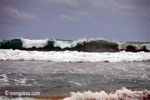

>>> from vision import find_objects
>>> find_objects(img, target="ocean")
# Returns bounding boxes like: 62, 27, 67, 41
0, 38, 150, 100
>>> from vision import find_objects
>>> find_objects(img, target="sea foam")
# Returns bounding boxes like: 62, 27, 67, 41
118, 42, 150, 51
0, 88, 149, 100
21, 38, 48, 48
1, 38, 150, 52
0, 49, 150, 62
64, 88, 150, 100
53, 39, 87, 49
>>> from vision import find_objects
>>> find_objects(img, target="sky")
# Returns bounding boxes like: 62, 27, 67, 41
0, 0, 150, 41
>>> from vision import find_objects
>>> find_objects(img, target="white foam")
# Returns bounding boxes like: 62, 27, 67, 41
0, 88, 149, 100
53, 39, 87, 49
118, 42, 150, 50
0, 49, 150, 62
145, 44, 150, 50
53, 37, 106, 49
64, 88, 150, 100
0, 74, 8, 85
21, 38, 105, 49
21, 38, 48, 48
69, 81, 83, 86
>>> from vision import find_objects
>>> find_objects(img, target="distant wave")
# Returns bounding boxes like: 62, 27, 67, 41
21, 38, 48, 48
0, 88, 150, 100
0, 49, 150, 62
118, 42, 150, 52
0, 38, 150, 52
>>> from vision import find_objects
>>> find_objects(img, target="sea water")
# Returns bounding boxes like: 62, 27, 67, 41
0, 60, 150, 99
0, 38, 150, 100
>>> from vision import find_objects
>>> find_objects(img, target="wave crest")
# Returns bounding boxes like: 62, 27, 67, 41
0, 38, 150, 52
64, 88, 150, 100
21, 38, 48, 48
53, 39, 87, 49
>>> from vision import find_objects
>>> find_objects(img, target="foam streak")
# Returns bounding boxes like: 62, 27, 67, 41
0, 49, 150, 62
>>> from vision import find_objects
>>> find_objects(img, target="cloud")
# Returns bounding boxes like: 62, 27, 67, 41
46, 0, 78, 6
89, 0, 135, 9
58, 11, 91, 22
0, 0, 14, 6
88, 0, 108, 8
58, 14, 76, 21
88, 0, 150, 18
75, 11, 91, 18
0, 7, 39, 25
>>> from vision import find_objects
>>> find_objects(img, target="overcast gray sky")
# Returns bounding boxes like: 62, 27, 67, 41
0, 0, 150, 41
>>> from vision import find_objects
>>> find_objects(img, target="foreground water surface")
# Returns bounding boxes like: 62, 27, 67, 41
0, 61, 150, 97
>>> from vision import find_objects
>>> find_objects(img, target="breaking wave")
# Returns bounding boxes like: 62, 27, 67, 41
118, 42, 150, 52
64, 88, 150, 100
0, 38, 149, 52
21, 38, 48, 48
0, 49, 150, 62
0, 88, 150, 100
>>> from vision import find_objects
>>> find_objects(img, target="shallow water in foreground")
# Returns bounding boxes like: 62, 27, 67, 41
0, 61, 150, 98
